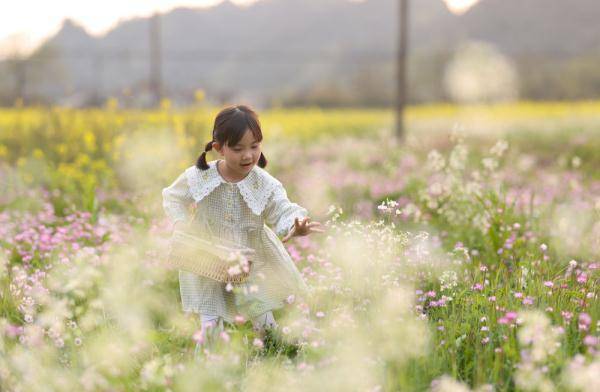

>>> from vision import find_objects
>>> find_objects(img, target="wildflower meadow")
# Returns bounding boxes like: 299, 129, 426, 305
0, 102, 598, 391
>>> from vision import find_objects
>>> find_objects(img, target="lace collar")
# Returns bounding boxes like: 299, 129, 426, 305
184, 160, 281, 215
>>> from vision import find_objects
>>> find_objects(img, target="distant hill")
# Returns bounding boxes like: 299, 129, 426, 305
1, 0, 599, 106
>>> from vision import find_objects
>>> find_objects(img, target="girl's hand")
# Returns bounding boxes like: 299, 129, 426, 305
282, 217, 325, 243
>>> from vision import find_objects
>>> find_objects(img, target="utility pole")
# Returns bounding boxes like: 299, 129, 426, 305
93, 53, 105, 105
149, 12, 163, 106
396, 0, 409, 141
13, 59, 27, 104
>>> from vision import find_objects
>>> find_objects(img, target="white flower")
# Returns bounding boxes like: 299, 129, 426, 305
377, 202, 388, 212
490, 140, 509, 157
430, 375, 470, 392
569, 260, 578, 268
563, 354, 600, 392
227, 265, 242, 276
482, 157, 498, 171
427, 150, 446, 171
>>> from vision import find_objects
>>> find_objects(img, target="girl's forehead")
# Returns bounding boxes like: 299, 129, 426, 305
235, 130, 259, 145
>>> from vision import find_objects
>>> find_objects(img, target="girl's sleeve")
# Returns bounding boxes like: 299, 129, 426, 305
161, 172, 194, 225
263, 182, 308, 237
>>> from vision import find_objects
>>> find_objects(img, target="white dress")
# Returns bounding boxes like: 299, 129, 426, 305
161, 160, 309, 323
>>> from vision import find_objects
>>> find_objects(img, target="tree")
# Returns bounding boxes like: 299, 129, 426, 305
0, 34, 30, 105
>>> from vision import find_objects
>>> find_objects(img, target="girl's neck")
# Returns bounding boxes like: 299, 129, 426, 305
216, 160, 250, 183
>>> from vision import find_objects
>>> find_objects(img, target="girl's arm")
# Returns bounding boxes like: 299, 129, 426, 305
263, 183, 309, 238
162, 172, 195, 229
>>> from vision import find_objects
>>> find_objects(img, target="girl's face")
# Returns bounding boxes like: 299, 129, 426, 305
213, 129, 262, 176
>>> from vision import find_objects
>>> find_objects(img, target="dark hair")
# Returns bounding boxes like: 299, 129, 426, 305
196, 104, 268, 170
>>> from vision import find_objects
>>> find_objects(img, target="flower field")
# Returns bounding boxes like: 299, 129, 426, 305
0, 102, 598, 391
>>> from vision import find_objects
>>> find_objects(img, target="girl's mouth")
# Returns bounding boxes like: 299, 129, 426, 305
241, 162, 253, 167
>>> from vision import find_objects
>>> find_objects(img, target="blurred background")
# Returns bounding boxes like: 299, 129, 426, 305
2, 0, 599, 108
1, 2, 599, 390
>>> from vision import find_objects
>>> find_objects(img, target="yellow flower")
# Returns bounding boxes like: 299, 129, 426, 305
105, 97, 118, 110
160, 98, 172, 111
194, 89, 205, 102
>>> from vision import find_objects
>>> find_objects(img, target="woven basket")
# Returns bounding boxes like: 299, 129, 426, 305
167, 230, 254, 284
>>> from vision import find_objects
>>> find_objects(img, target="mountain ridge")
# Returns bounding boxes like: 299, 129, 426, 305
2, 0, 599, 106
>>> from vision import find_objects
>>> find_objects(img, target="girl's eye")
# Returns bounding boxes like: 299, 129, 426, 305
252, 145, 259, 149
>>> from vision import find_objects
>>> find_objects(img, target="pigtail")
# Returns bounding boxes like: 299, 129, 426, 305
258, 152, 267, 168
196, 141, 214, 170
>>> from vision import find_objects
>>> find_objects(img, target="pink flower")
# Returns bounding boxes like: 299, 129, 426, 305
287, 245, 302, 262
579, 313, 592, 331
505, 312, 518, 321
488, 296, 496, 302
472, 283, 484, 291
192, 330, 204, 344
579, 313, 592, 326
543, 281, 554, 288
219, 331, 230, 343
5, 324, 24, 338
481, 337, 490, 345
561, 311, 573, 322
234, 315, 246, 324
522, 296, 534, 306
583, 335, 598, 347
253, 338, 264, 348
514, 292, 523, 299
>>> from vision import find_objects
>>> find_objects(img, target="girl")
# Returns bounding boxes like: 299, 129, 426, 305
161, 104, 323, 356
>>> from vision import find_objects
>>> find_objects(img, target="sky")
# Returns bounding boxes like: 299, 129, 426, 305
0, 0, 478, 58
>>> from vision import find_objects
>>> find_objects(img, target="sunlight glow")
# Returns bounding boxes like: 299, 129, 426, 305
0, 0, 259, 58
444, 0, 479, 14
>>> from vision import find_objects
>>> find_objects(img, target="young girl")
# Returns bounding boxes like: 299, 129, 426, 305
161, 104, 323, 355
